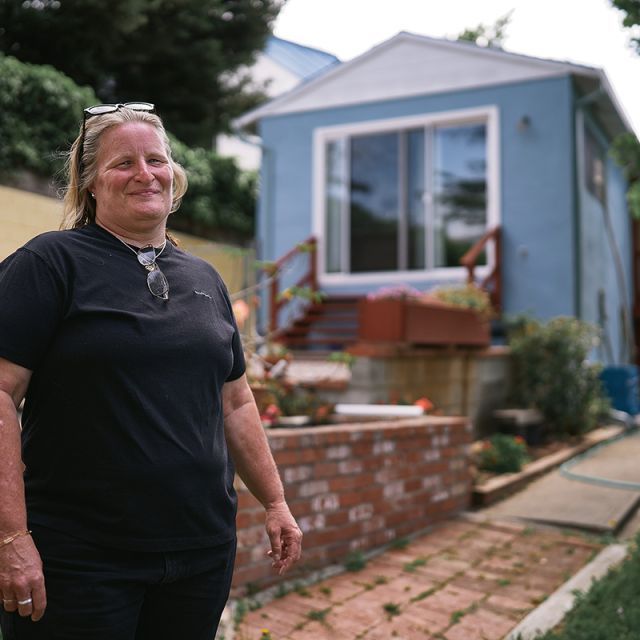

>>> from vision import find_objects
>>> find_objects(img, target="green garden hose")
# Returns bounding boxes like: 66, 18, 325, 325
559, 427, 640, 491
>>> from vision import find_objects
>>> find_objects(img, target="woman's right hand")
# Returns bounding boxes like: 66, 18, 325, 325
0, 534, 46, 621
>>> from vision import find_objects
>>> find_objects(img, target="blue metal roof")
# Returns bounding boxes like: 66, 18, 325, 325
265, 36, 340, 81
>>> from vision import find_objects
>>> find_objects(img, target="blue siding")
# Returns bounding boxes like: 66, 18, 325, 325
258, 74, 631, 360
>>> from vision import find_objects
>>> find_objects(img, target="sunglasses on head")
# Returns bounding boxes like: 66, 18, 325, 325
84, 102, 155, 119
79, 102, 156, 174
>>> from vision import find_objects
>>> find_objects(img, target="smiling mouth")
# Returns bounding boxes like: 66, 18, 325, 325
130, 190, 160, 196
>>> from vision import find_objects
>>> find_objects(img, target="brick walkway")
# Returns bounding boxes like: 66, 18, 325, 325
235, 517, 603, 640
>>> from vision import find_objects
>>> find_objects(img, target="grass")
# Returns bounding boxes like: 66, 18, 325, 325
531, 535, 640, 639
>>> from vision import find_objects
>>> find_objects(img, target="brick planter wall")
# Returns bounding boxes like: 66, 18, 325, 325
233, 416, 472, 594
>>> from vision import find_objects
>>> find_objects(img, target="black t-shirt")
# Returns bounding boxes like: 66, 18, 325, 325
0, 223, 245, 551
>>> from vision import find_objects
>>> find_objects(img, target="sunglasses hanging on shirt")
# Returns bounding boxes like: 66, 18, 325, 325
136, 245, 170, 301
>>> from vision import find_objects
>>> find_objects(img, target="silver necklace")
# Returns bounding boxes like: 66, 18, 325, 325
112, 234, 167, 258
112, 234, 170, 300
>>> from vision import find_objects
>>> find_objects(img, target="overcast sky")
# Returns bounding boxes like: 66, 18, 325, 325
273, 0, 640, 135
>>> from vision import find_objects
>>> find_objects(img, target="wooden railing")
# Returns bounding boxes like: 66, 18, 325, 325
460, 226, 502, 312
268, 236, 318, 334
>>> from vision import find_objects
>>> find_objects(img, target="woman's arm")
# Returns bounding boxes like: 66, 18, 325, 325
0, 357, 46, 621
222, 374, 302, 575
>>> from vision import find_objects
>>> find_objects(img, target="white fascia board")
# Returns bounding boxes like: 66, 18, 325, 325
235, 32, 601, 129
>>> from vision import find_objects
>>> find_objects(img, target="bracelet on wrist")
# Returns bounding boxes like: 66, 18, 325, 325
0, 530, 32, 549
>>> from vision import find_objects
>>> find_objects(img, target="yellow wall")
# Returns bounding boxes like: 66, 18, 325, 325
0, 185, 63, 261
0, 185, 253, 293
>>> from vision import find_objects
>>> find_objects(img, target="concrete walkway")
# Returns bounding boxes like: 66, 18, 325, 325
234, 517, 604, 640
480, 430, 640, 534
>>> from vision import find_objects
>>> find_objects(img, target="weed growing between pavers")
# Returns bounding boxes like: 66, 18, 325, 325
344, 550, 367, 571
294, 583, 311, 597
233, 597, 262, 629
389, 537, 409, 550
306, 607, 331, 624
449, 603, 478, 625
403, 557, 428, 572
383, 602, 401, 618
410, 587, 436, 602
531, 535, 640, 639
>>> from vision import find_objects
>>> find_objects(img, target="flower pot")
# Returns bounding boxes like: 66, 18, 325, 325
358, 298, 490, 347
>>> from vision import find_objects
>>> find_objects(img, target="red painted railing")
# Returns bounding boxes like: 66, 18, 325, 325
268, 236, 317, 334
460, 226, 502, 313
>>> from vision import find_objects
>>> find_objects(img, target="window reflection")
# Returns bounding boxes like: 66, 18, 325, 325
323, 119, 488, 274
434, 124, 487, 268
350, 133, 398, 272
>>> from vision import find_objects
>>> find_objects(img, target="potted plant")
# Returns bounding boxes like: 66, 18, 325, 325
262, 378, 335, 427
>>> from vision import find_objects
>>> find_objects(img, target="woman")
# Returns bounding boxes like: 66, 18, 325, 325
0, 103, 302, 639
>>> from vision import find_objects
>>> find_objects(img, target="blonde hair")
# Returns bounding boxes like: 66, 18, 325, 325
61, 108, 188, 236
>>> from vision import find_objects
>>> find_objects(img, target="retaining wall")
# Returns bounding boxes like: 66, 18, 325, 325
318, 346, 512, 437
233, 415, 472, 594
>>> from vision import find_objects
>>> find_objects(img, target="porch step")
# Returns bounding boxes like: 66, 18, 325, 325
278, 295, 360, 352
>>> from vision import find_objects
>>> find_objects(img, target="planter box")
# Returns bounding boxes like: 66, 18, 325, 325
358, 298, 490, 347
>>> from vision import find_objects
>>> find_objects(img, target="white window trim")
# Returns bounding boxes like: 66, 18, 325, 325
312, 105, 501, 287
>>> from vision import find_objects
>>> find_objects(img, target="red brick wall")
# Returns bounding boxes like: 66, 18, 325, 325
233, 416, 472, 593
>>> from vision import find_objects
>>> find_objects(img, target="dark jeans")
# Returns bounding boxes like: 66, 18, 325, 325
0, 525, 236, 640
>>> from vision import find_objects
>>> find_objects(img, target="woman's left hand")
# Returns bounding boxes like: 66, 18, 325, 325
264, 501, 302, 575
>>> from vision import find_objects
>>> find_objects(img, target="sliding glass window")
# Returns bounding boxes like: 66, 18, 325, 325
324, 119, 488, 274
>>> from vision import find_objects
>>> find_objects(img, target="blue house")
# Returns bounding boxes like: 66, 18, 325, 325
236, 32, 635, 364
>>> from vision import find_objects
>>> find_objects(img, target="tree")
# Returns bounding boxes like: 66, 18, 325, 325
0, 0, 282, 147
457, 10, 513, 48
610, 0, 640, 217
611, 0, 640, 53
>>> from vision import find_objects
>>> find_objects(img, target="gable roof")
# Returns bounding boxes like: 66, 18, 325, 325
265, 36, 340, 81
236, 31, 631, 137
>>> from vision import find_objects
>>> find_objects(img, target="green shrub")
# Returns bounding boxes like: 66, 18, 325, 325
507, 316, 610, 438
0, 53, 97, 181
478, 433, 529, 473
169, 137, 257, 238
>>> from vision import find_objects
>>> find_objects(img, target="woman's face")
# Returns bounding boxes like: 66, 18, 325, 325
90, 122, 174, 233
